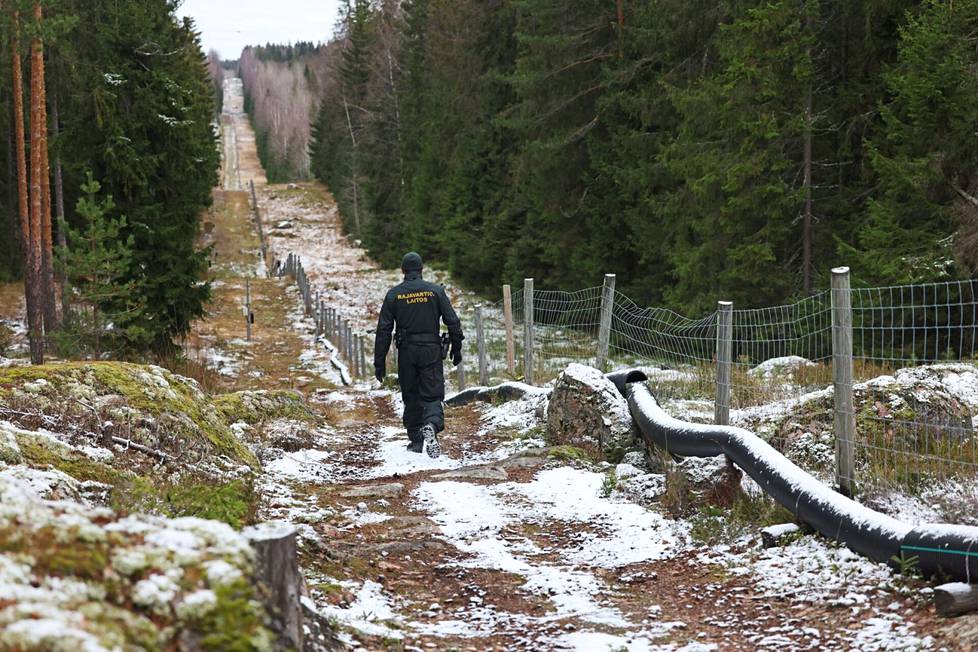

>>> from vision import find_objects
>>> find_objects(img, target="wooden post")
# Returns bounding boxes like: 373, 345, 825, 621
503, 284, 516, 377
715, 301, 733, 426
524, 278, 535, 385
337, 319, 346, 360
243, 523, 303, 651
831, 266, 856, 497
325, 307, 332, 339
245, 279, 252, 342
934, 583, 978, 617
476, 305, 488, 386
457, 357, 466, 391
596, 273, 616, 370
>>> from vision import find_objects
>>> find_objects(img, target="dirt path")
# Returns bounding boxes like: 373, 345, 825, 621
182, 74, 973, 652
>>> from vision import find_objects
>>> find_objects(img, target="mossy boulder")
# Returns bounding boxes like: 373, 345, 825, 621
0, 472, 277, 651
0, 362, 258, 470
214, 389, 314, 426
546, 364, 637, 461
760, 363, 978, 485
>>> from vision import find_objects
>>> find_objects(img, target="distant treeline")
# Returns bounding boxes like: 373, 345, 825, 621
0, 1, 218, 355
238, 43, 332, 181
294, 0, 978, 313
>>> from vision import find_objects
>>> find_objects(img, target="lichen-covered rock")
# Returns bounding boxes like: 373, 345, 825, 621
748, 356, 816, 380
214, 389, 314, 426
0, 422, 22, 464
546, 363, 637, 461
0, 472, 277, 651
0, 362, 258, 470
739, 362, 978, 487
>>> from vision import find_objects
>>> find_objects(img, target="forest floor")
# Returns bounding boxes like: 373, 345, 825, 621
169, 75, 978, 651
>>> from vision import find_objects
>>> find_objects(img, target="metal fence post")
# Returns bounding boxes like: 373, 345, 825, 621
715, 301, 733, 426
831, 266, 857, 497
314, 294, 321, 337
503, 284, 516, 377
476, 305, 488, 386
358, 335, 367, 380
245, 279, 252, 342
597, 274, 616, 370
524, 278, 535, 385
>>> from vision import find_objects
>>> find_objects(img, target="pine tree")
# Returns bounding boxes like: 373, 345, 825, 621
59, 173, 144, 357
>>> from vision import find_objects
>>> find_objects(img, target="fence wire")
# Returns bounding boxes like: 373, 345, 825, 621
847, 280, 978, 505
492, 277, 978, 508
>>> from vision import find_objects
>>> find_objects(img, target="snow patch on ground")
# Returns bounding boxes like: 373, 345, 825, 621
415, 466, 687, 634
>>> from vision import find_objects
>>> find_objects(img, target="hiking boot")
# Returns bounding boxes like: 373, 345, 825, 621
421, 423, 440, 459
406, 440, 423, 454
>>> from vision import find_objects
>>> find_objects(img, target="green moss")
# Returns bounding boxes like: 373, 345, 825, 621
16, 431, 123, 485
0, 361, 258, 469
547, 445, 593, 464
0, 525, 110, 582
213, 390, 314, 425
114, 477, 257, 529
192, 581, 275, 651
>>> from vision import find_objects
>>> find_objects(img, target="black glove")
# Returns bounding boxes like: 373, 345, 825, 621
451, 344, 462, 367
374, 363, 385, 383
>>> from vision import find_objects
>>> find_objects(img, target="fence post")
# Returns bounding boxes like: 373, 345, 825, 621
345, 323, 354, 367
715, 301, 733, 426
245, 279, 252, 342
524, 278, 535, 385
358, 335, 367, 380
503, 284, 516, 377
597, 274, 616, 371
476, 305, 488, 386
831, 266, 857, 497
314, 294, 321, 337
457, 358, 466, 391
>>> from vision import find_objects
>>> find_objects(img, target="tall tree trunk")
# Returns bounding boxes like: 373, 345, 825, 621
51, 77, 68, 317
13, 12, 43, 364
802, 27, 814, 294
34, 1, 57, 333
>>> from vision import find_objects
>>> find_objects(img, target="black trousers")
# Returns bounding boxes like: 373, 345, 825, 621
398, 343, 445, 442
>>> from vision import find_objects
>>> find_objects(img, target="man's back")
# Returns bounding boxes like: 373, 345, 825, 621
383, 276, 446, 337
373, 252, 464, 458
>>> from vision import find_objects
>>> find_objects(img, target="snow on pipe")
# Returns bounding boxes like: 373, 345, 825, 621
606, 370, 978, 584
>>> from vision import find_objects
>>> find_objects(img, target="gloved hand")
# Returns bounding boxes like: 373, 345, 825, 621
374, 363, 385, 383
451, 344, 462, 367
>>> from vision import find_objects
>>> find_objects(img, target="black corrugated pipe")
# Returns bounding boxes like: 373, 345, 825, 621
606, 370, 978, 583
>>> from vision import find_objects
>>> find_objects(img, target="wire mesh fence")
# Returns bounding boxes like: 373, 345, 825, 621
468, 274, 978, 505
273, 249, 977, 506
847, 280, 978, 503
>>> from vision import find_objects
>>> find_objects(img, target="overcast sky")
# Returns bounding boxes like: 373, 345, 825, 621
176, 0, 342, 60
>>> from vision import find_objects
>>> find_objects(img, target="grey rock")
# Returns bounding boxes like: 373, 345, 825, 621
432, 466, 508, 481
340, 483, 404, 500
546, 364, 637, 461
